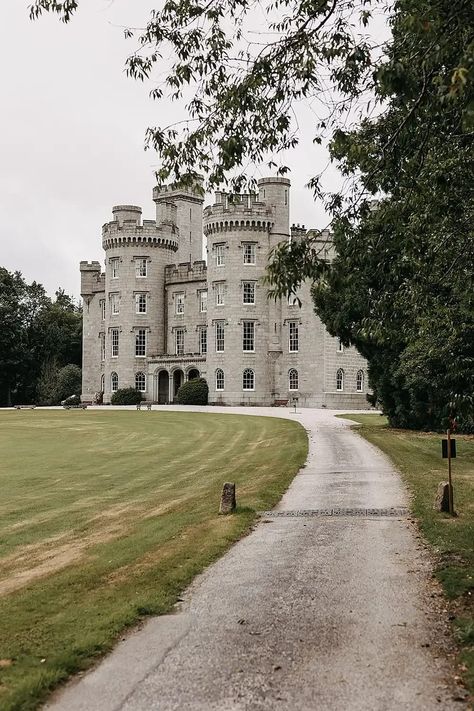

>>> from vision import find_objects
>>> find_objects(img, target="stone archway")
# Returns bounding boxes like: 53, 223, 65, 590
155, 370, 169, 404
173, 369, 184, 400
188, 368, 200, 381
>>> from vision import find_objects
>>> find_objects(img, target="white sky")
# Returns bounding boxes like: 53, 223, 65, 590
0, 1, 379, 298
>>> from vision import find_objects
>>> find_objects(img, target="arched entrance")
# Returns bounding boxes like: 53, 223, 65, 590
155, 370, 169, 404
188, 368, 200, 381
173, 369, 184, 400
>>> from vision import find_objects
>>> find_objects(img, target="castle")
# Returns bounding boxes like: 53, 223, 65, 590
80, 177, 369, 407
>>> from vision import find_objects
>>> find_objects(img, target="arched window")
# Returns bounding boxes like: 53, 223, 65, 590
336, 368, 344, 392
243, 368, 255, 391
135, 372, 146, 392
288, 369, 299, 391
216, 369, 225, 391
356, 370, 364, 392
111, 372, 119, 392
100, 374, 105, 392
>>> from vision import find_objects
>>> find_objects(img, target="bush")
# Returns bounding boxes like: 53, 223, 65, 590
55, 364, 82, 402
61, 394, 81, 406
176, 378, 208, 405
37, 361, 82, 405
111, 388, 143, 405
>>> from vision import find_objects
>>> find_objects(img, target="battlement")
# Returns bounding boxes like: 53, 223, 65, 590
203, 197, 274, 236
80, 261, 105, 296
80, 260, 101, 272
291, 223, 307, 240
102, 220, 179, 252
153, 176, 204, 205
164, 260, 208, 284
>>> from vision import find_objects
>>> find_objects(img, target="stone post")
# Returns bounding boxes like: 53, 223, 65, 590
219, 482, 236, 514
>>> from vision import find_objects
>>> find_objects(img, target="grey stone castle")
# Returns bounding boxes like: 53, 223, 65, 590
80, 177, 369, 407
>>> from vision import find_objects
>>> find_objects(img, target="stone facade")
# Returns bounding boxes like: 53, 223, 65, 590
81, 177, 370, 408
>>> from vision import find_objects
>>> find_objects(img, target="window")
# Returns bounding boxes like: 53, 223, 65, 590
215, 243, 225, 266
135, 329, 146, 357
356, 370, 364, 392
289, 321, 299, 352
135, 293, 147, 314
337, 338, 344, 353
243, 243, 256, 265
110, 258, 119, 279
175, 328, 184, 356
111, 328, 119, 357
243, 281, 255, 305
215, 321, 225, 352
216, 369, 225, 391
336, 368, 344, 391
135, 258, 147, 278
100, 299, 105, 320
100, 374, 105, 392
242, 321, 255, 351
135, 372, 146, 392
111, 372, 118, 392
288, 292, 298, 307
200, 290, 208, 313
110, 293, 120, 315
175, 292, 185, 315
215, 282, 225, 307
289, 369, 299, 391
243, 368, 255, 391
199, 327, 207, 355
100, 333, 105, 362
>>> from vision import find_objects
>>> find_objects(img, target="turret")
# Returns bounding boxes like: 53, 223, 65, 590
80, 261, 102, 297
258, 177, 290, 244
112, 205, 142, 226
153, 179, 204, 264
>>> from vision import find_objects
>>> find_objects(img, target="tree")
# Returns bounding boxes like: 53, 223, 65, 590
29, 0, 473, 429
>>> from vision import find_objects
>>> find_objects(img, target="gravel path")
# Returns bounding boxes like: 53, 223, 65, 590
46, 407, 463, 710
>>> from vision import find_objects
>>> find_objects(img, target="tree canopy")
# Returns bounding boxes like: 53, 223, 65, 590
0, 269, 82, 405
29, 0, 473, 429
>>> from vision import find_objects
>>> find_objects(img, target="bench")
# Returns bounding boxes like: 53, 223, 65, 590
273, 399, 289, 407
15, 405, 36, 410
137, 403, 153, 411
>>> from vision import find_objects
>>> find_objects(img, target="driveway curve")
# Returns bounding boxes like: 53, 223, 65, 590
46, 407, 462, 710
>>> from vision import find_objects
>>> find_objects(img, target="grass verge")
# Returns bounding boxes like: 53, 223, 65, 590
339, 413, 474, 696
0, 409, 307, 710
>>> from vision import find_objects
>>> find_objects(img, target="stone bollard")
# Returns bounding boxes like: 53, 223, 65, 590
434, 481, 451, 513
219, 482, 236, 514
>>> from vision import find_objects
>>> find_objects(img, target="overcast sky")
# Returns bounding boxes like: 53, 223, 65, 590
0, 1, 373, 299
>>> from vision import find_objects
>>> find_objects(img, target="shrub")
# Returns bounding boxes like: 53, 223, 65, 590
111, 388, 143, 405
176, 378, 208, 405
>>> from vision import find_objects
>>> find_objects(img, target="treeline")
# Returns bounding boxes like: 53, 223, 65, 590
0, 268, 82, 406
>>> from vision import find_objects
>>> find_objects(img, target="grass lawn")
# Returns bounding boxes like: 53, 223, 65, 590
340, 413, 474, 694
0, 409, 307, 711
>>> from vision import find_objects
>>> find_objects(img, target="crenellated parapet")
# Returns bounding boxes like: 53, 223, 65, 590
203, 196, 274, 236
80, 261, 105, 296
165, 260, 207, 284
102, 220, 179, 252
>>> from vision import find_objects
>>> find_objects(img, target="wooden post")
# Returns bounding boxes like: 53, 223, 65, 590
447, 428, 454, 516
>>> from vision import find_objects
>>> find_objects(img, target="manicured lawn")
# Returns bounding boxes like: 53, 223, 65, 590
340, 413, 474, 694
0, 409, 307, 711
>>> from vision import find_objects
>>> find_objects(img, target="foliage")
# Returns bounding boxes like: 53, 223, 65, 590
29, 1, 474, 430
37, 362, 82, 405
55, 364, 82, 402
176, 377, 209, 405
0, 410, 307, 709
110, 388, 143, 405
61, 394, 81, 406
0, 269, 82, 406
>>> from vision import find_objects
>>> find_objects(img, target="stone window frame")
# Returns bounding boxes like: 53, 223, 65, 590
216, 368, 225, 391
199, 290, 208, 313
99, 332, 106, 362
100, 299, 106, 321
109, 258, 120, 279
356, 370, 364, 392
135, 257, 148, 278
199, 326, 207, 355
111, 371, 119, 392
242, 320, 255, 352
135, 371, 147, 392
135, 293, 147, 314
135, 329, 147, 357
289, 320, 299, 353
110, 328, 119, 358
110, 292, 120, 315
215, 320, 225, 353
175, 328, 185, 356
336, 368, 344, 391
289, 368, 299, 391
242, 280, 256, 305
214, 281, 226, 307
243, 368, 255, 391
242, 242, 256, 265
214, 243, 226, 267
337, 338, 344, 353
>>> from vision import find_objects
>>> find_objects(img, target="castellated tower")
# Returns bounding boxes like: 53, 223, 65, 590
153, 181, 204, 264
